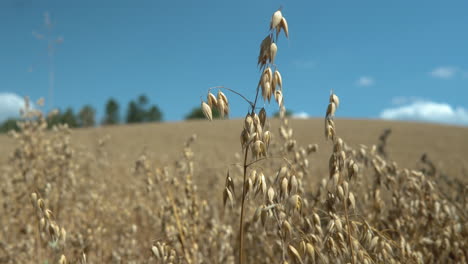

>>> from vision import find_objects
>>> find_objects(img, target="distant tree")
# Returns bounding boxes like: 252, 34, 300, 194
47, 110, 63, 128
138, 94, 148, 106
146, 105, 162, 122
61, 108, 78, 128
0, 118, 20, 133
185, 106, 221, 120
126, 94, 163, 123
103, 98, 120, 125
273, 109, 293, 118
47, 108, 78, 128
126, 101, 142, 123
78, 105, 96, 127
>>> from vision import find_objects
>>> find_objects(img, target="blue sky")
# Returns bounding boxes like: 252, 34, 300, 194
1, 0, 467, 125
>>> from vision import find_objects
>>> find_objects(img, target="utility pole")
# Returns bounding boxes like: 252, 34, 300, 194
32, 12, 63, 110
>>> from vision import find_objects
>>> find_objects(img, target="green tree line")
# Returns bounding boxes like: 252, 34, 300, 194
0, 94, 293, 133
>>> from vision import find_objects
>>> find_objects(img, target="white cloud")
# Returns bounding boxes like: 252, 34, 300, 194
0, 93, 26, 122
430, 66, 458, 79
292, 111, 309, 119
356, 76, 374, 87
380, 100, 468, 125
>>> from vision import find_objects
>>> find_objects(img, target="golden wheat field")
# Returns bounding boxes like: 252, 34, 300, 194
1, 116, 467, 264
1, 9, 468, 264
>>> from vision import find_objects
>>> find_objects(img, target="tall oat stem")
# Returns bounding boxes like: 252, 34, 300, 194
239, 145, 249, 264
344, 198, 355, 264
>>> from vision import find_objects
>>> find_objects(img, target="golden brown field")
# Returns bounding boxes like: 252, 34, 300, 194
1, 9, 467, 264
1, 116, 467, 263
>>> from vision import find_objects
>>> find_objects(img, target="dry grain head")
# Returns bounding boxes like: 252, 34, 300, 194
271, 10, 283, 30
245, 113, 254, 133
275, 70, 283, 90
259, 108, 267, 127
30, 192, 38, 208
270, 42, 278, 64
280, 17, 289, 38
282, 220, 292, 240
326, 102, 336, 118
330, 93, 340, 108
275, 90, 283, 106
207, 93, 217, 108
268, 187, 275, 203
288, 244, 303, 264
218, 90, 228, 105
217, 98, 226, 118
59, 255, 67, 264
263, 130, 271, 149
258, 35, 272, 67
201, 101, 213, 121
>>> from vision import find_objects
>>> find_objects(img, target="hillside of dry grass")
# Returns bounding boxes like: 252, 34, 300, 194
2, 118, 466, 182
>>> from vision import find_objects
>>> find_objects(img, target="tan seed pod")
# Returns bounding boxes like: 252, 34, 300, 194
207, 93, 217, 108
313, 213, 321, 226
326, 102, 336, 118
306, 243, 316, 263
255, 123, 263, 140
217, 99, 226, 118
252, 140, 266, 159
282, 220, 292, 239
272, 72, 278, 93
223, 103, 230, 117
271, 10, 283, 30
288, 194, 302, 213
39, 217, 46, 231
258, 35, 272, 67
30, 193, 38, 208
59, 254, 67, 264
287, 245, 302, 264
299, 241, 306, 256
281, 177, 289, 199
218, 90, 228, 105
44, 209, 54, 220
330, 93, 340, 108
60, 227, 67, 244
223, 187, 234, 208
280, 17, 289, 38
275, 90, 283, 106
270, 42, 277, 64
334, 218, 342, 233
264, 67, 273, 83
337, 185, 345, 201
37, 198, 45, 213
267, 187, 275, 203
263, 82, 271, 102
247, 132, 258, 147
250, 169, 258, 185
263, 130, 271, 149
225, 172, 235, 196
259, 108, 267, 128
275, 70, 283, 90
289, 175, 298, 195
201, 101, 213, 121
253, 113, 261, 126
245, 114, 254, 133
369, 236, 379, 251
245, 178, 253, 198
343, 181, 349, 197
240, 128, 249, 149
